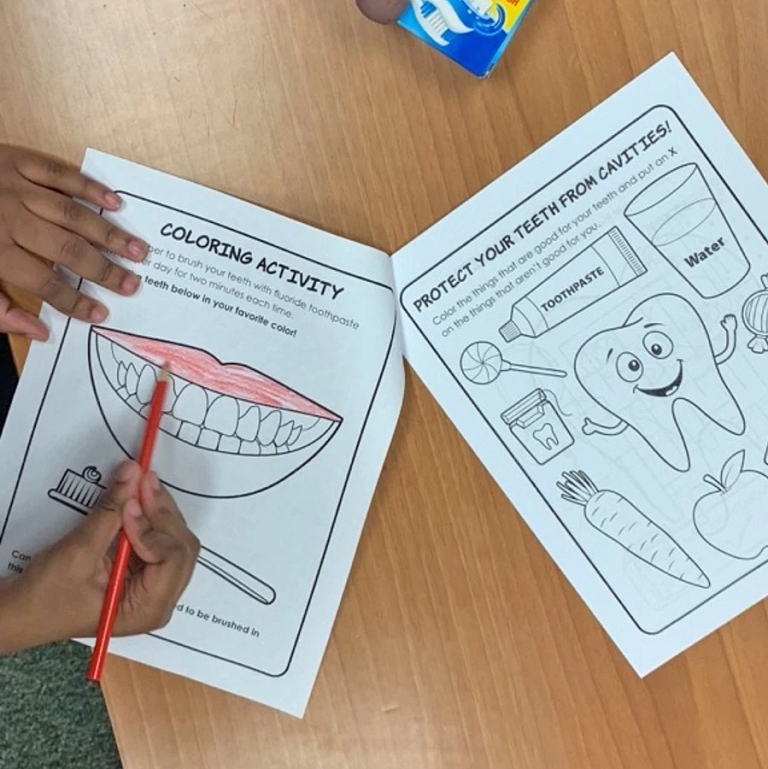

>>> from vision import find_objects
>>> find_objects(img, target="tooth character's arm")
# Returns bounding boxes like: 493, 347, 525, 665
582, 417, 628, 436
715, 314, 738, 365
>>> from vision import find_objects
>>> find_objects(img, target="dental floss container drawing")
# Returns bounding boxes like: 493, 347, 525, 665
498, 227, 646, 343
501, 389, 573, 464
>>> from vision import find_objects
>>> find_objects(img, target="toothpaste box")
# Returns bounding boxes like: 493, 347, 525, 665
398, 0, 537, 77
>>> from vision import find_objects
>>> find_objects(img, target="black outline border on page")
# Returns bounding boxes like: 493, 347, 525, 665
399, 105, 768, 636
0, 192, 398, 677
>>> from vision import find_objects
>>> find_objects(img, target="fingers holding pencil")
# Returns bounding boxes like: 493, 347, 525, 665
0, 462, 197, 655
88, 364, 173, 680
117, 472, 199, 634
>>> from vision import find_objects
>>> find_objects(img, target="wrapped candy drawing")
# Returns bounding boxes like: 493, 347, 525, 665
741, 275, 768, 353
575, 293, 744, 472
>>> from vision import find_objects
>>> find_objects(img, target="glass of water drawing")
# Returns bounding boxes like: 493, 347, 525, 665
624, 162, 749, 298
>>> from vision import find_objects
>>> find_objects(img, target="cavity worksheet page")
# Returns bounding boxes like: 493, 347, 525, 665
393, 54, 768, 675
0, 151, 403, 716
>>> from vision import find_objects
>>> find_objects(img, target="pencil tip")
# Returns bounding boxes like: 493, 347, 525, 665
159, 364, 171, 382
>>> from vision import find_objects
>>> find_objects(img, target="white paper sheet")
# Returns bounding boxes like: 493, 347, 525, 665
0, 151, 404, 716
393, 54, 768, 675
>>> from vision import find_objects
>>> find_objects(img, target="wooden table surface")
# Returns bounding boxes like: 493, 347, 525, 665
4, 1, 768, 767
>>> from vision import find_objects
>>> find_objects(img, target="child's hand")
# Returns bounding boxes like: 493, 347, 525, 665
357, 0, 408, 23
0, 462, 200, 653
0, 145, 150, 341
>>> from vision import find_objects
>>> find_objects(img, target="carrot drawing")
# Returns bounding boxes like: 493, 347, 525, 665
558, 470, 710, 588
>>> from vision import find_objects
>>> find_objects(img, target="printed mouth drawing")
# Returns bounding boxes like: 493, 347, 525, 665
47, 463, 276, 604
558, 470, 710, 588
575, 293, 744, 472
88, 327, 342, 498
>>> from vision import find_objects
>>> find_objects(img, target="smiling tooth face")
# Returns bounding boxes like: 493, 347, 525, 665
575, 294, 744, 471
89, 328, 343, 497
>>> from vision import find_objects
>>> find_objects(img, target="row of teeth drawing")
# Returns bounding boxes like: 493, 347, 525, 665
97, 339, 334, 456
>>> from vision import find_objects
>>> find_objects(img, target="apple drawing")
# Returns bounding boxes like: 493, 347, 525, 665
693, 450, 768, 559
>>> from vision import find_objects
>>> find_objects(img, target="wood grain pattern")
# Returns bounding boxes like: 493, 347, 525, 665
4, 0, 768, 766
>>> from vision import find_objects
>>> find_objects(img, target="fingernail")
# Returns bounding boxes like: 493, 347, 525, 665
90, 305, 108, 323
121, 272, 141, 295
124, 499, 142, 519
128, 239, 149, 260
104, 191, 122, 210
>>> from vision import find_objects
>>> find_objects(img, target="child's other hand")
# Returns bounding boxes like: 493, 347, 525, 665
0, 462, 199, 653
0, 145, 150, 341
357, 0, 408, 23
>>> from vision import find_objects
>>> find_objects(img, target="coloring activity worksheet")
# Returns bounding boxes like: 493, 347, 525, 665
393, 54, 768, 675
0, 151, 404, 716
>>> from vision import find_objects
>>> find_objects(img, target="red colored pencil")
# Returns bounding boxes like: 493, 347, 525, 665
87, 366, 170, 682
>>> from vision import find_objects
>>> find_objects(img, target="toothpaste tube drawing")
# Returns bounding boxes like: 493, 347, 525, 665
498, 227, 646, 344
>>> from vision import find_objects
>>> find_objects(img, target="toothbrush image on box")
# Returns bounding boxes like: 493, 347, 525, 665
409, 0, 505, 47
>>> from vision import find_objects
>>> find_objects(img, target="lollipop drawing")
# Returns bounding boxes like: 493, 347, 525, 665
460, 341, 567, 385
88, 327, 342, 498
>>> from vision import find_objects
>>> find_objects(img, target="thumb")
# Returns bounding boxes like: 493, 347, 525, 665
0, 292, 48, 340
121, 473, 184, 565
72, 462, 141, 553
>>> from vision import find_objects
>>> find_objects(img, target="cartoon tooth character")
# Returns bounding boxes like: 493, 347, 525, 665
574, 293, 744, 472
